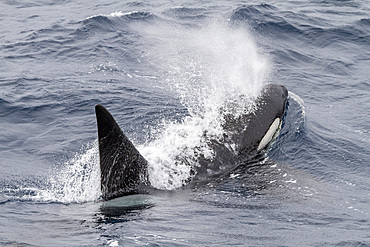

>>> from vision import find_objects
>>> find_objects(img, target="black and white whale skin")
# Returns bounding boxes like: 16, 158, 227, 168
95, 84, 288, 200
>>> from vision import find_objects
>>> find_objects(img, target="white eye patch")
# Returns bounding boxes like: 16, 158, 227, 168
257, 118, 280, 151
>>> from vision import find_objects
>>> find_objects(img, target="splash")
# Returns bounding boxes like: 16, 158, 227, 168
19, 20, 272, 200
36, 142, 101, 203
1, 142, 101, 204
49, 141, 101, 203
135, 20, 271, 189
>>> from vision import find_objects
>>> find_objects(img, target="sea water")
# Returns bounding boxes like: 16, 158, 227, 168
0, 0, 369, 246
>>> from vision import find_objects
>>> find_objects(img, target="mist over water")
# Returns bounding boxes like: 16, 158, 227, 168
134, 20, 271, 189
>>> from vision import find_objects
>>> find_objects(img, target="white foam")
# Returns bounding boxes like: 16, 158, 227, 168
136, 20, 271, 190
107, 240, 119, 247
85, 11, 137, 21
38, 141, 101, 203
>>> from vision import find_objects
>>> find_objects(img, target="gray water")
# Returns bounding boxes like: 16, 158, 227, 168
0, 0, 369, 246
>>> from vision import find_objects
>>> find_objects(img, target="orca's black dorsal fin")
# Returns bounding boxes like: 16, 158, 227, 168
95, 104, 149, 200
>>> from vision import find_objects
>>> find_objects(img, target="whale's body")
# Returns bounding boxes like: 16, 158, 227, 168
96, 84, 288, 200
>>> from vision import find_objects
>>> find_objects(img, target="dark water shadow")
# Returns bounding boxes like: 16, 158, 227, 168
94, 194, 155, 224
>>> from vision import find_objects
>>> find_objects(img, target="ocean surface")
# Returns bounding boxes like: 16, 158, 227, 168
1, 0, 369, 246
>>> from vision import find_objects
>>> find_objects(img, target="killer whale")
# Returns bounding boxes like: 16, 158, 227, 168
96, 84, 288, 200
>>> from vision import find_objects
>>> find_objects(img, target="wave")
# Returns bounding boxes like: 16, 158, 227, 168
81, 11, 159, 33
86, 11, 157, 21
229, 3, 370, 49
230, 4, 302, 37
